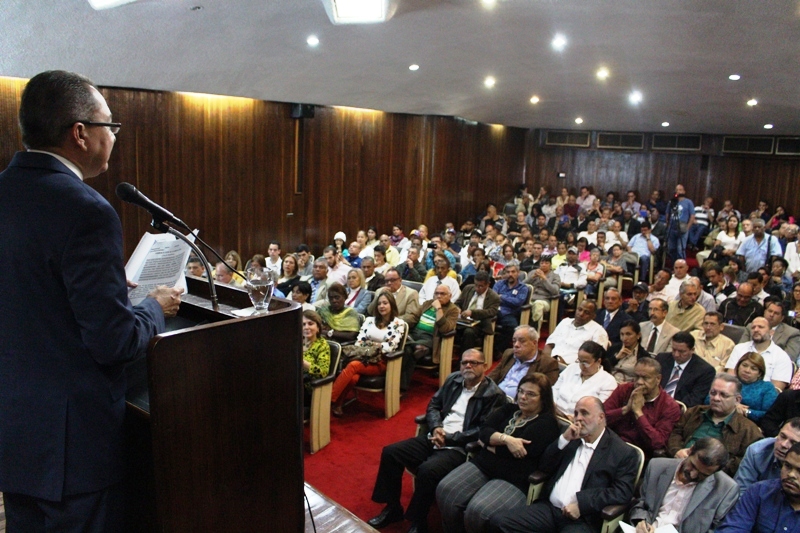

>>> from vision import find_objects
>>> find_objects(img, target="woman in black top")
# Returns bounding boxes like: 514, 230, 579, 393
436, 373, 561, 533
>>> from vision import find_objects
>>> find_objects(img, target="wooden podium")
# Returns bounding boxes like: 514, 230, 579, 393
125, 277, 304, 532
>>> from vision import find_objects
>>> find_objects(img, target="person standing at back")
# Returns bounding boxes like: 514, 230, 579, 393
0, 70, 183, 531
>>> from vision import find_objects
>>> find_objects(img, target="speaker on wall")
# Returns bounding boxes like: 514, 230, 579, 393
290, 103, 315, 119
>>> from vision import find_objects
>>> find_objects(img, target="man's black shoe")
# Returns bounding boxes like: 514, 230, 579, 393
367, 504, 404, 529
407, 522, 428, 533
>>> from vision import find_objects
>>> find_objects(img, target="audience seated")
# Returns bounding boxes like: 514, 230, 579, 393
418, 254, 461, 304
265, 240, 282, 274
552, 340, 618, 415
489, 326, 560, 399
640, 297, 680, 355
367, 349, 505, 533
718, 282, 764, 326
526, 255, 561, 326
655, 331, 716, 408
304, 257, 330, 306
709, 352, 779, 423
691, 311, 736, 371
276, 252, 301, 295
735, 418, 800, 496
402, 285, 459, 387
399, 245, 427, 282
647, 269, 675, 302
717, 441, 800, 533
607, 320, 652, 383
213, 261, 241, 286
454, 272, 500, 352
581, 248, 605, 299
360, 257, 385, 292
296, 244, 314, 277
554, 247, 587, 307
667, 374, 763, 476
623, 282, 650, 322
301, 310, 331, 401
491, 261, 530, 354
630, 437, 738, 533
762, 389, 800, 437
487, 396, 639, 533
595, 288, 633, 350
543, 300, 609, 365
740, 298, 800, 360
223, 250, 243, 273
186, 256, 206, 277
344, 267, 373, 315
367, 267, 420, 329
291, 281, 316, 311
330, 291, 406, 416
665, 279, 706, 332
318, 283, 360, 343
436, 373, 561, 533
726, 317, 794, 390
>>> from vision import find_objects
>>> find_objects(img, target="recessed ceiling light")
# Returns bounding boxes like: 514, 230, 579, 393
551, 34, 567, 51
484, 76, 496, 88
481, 0, 497, 9
307, 35, 320, 47
575, 117, 583, 124
326, 0, 390, 24
661, 122, 670, 127
530, 96, 540, 104
628, 90, 643, 105
408, 64, 419, 71
764, 124, 774, 129
747, 98, 758, 106
729, 74, 741, 81
596, 67, 610, 80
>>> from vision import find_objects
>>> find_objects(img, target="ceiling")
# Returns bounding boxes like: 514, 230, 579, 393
2, 0, 800, 135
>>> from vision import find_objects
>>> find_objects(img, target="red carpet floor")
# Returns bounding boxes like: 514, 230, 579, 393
303, 370, 445, 532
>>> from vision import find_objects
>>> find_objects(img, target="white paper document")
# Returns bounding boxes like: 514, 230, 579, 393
620, 522, 678, 533
125, 232, 192, 305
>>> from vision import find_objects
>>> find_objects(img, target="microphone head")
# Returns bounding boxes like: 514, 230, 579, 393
116, 182, 138, 202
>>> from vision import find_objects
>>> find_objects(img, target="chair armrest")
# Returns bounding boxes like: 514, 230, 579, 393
521, 303, 532, 310
601, 501, 631, 521
386, 349, 404, 361
340, 340, 356, 346
309, 374, 336, 387
528, 471, 548, 484
652, 448, 667, 458
414, 414, 427, 425
465, 441, 482, 454
440, 329, 457, 338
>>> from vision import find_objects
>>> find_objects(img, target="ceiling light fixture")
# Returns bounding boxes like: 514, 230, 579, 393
729, 74, 741, 81
747, 98, 758, 106
88, 0, 138, 9
628, 90, 643, 105
764, 124, 774, 129
307, 35, 320, 47
320, 0, 398, 25
481, 0, 497, 9
484, 76, 496, 88
661, 122, 670, 127
596, 67, 610, 80
575, 117, 583, 124
551, 34, 567, 51
530, 96, 540, 104
409, 64, 419, 71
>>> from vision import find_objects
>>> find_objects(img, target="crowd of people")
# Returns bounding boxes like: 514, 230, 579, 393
194, 183, 800, 533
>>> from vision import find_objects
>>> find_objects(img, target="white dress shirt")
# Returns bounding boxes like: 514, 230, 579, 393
550, 429, 605, 508
725, 340, 793, 383
547, 318, 610, 364
552, 365, 618, 414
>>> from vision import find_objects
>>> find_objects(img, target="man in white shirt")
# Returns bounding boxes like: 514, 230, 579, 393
739, 297, 800, 362
630, 438, 738, 533
418, 256, 461, 304
543, 300, 610, 364
725, 317, 794, 390
664, 259, 690, 301
488, 396, 639, 533
265, 240, 282, 275
322, 245, 349, 286
647, 269, 674, 302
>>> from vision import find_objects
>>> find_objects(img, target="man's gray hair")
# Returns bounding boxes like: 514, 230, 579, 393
713, 372, 742, 394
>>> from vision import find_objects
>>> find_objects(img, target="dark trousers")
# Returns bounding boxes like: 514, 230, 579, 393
488, 500, 595, 533
4, 483, 124, 533
458, 325, 484, 353
494, 313, 520, 357
371, 435, 465, 524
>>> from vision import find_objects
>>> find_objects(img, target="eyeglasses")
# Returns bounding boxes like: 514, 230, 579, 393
461, 360, 485, 367
79, 121, 122, 134
385, 277, 400, 283
578, 359, 596, 367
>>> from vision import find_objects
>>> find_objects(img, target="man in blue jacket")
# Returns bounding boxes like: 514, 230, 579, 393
0, 70, 183, 531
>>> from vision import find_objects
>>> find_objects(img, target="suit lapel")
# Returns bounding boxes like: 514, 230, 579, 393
683, 473, 715, 521
582, 431, 611, 487
651, 462, 678, 517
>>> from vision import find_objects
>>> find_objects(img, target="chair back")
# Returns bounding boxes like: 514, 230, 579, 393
721, 323, 746, 344
326, 340, 342, 375
402, 280, 423, 293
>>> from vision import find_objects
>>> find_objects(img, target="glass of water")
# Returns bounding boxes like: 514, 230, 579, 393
244, 266, 275, 313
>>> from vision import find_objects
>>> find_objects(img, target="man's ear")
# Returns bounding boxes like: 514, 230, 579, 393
68, 122, 89, 151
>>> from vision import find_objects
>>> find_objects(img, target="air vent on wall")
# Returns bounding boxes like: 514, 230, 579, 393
652, 134, 702, 151
545, 130, 591, 148
722, 136, 774, 155
597, 132, 644, 150
775, 137, 800, 155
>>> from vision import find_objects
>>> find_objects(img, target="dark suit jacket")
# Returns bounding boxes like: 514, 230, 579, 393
760, 389, 800, 437
630, 458, 739, 533
0, 152, 166, 500
488, 349, 560, 386
455, 285, 500, 335
655, 352, 716, 408
594, 308, 633, 348
366, 273, 385, 292
540, 429, 639, 531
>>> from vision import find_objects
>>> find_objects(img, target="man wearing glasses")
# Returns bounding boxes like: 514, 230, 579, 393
667, 374, 763, 476
0, 71, 183, 530
630, 437, 738, 533
367, 267, 420, 328
368, 349, 505, 533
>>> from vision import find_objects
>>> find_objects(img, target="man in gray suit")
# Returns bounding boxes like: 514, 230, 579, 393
630, 437, 739, 533
640, 298, 680, 355
739, 297, 800, 363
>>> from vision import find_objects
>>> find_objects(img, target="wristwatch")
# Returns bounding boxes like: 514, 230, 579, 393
327, 330, 334, 338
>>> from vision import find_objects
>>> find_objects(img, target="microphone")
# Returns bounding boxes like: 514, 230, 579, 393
116, 182, 189, 230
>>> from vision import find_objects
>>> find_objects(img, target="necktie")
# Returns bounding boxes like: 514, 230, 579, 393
469, 294, 478, 310
603, 312, 611, 329
665, 365, 681, 397
646, 327, 658, 353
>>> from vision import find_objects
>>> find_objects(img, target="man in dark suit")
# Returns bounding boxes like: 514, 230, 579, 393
655, 331, 716, 408
455, 271, 500, 351
0, 71, 183, 531
489, 396, 639, 533
630, 438, 739, 533
594, 288, 632, 350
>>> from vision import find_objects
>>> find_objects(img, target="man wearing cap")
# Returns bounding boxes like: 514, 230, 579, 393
555, 246, 587, 307
528, 255, 561, 326
627, 221, 660, 281
623, 282, 651, 322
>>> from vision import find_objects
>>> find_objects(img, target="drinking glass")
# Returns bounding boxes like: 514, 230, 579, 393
244, 266, 275, 313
